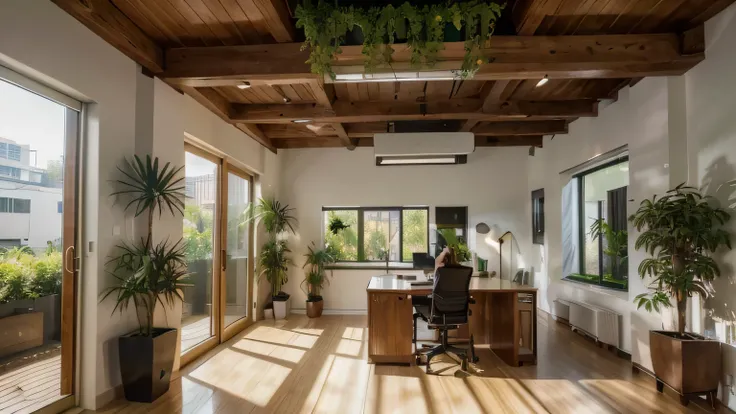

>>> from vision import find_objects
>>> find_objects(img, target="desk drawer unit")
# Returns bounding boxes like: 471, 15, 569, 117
367, 292, 413, 364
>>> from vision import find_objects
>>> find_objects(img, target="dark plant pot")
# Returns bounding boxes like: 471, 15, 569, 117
119, 328, 177, 403
306, 299, 324, 318
650, 330, 720, 403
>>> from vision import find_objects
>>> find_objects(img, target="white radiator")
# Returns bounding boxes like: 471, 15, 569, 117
554, 299, 570, 320
568, 300, 621, 348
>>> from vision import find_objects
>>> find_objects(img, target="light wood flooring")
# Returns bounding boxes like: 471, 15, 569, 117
0, 355, 63, 413
91, 312, 711, 414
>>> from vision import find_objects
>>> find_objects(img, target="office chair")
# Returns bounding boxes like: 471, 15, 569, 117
413, 265, 478, 375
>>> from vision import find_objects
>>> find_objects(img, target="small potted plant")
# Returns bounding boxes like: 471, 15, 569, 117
102, 155, 188, 403
246, 198, 297, 320
302, 242, 336, 318
630, 184, 731, 406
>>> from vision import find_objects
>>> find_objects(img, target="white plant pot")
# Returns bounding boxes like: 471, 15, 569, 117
273, 298, 290, 320
264, 308, 274, 320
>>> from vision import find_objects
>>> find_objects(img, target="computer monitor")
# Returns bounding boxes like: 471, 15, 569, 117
412, 253, 435, 270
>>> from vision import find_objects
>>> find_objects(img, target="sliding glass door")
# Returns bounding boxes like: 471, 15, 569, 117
221, 164, 254, 341
181, 145, 255, 362
181, 146, 220, 358
0, 67, 80, 413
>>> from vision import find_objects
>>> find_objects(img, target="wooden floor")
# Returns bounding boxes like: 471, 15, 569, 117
92, 312, 710, 414
0, 355, 63, 414
181, 315, 248, 353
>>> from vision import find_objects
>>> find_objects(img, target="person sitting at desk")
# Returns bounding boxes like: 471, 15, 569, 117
411, 246, 456, 309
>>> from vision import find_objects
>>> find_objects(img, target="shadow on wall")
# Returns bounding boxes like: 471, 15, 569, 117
700, 155, 736, 342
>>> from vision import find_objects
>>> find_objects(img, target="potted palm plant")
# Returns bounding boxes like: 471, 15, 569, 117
246, 198, 297, 320
102, 155, 188, 403
630, 184, 731, 406
302, 242, 336, 318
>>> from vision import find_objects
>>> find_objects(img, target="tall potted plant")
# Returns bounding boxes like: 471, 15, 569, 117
102, 155, 188, 403
629, 184, 731, 406
246, 198, 297, 320
302, 242, 336, 318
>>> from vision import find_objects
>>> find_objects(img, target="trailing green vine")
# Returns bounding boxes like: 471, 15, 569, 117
295, 1, 505, 80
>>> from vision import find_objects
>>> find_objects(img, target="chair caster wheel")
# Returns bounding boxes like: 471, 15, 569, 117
415, 356, 422, 365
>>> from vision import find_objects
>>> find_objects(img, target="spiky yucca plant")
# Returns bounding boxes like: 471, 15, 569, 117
259, 240, 293, 298
301, 242, 336, 300
102, 155, 188, 336
630, 184, 731, 336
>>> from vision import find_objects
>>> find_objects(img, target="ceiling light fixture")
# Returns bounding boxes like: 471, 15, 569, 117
292, 119, 312, 124
536, 75, 549, 88
376, 155, 467, 166
282, 97, 291, 103
237, 81, 251, 89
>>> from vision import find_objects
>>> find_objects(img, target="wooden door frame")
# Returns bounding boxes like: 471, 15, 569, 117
180, 142, 223, 367
220, 161, 256, 342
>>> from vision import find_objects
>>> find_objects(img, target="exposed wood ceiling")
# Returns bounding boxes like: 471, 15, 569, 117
51, 0, 735, 153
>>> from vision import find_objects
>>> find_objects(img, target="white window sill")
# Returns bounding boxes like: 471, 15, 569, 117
326, 262, 418, 271
559, 277, 630, 301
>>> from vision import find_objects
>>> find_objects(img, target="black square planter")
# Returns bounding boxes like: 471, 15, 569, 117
118, 327, 177, 403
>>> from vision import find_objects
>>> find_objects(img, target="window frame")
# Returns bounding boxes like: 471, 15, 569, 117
572, 156, 629, 291
531, 189, 544, 245
322, 206, 430, 263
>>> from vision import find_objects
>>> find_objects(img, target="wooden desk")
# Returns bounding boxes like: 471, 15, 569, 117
366, 275, 537, 367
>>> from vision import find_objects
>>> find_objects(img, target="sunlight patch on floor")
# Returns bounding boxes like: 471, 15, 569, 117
312, 355, 371, 414
335, 338, 362, 357
342, 327, 364, 340
298, 354, 336, 414
189, 348, 291, 407
579, 379, 689, 413
520, 379, 611, 414
232, 338, 305, 363
292, 328, 324, 336
467, 377, 547, 413
366, 370, 429, 413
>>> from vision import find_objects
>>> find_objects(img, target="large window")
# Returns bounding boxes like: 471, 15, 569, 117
323, 207, 428, 263
564, 158, 629, 291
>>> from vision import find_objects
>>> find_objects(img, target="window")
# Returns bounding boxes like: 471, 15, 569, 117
0, 142, 6, 158
0, 197, 31, 213
8, 144, 21, 161
323, 207, 428, 262
0, 165, 20, 178
435, 206, 468, 256
532, 189, 544, 245
564, 158, 629, 290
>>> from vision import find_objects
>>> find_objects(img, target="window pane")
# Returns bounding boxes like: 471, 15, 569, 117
363, 210, 399, 261
581, 160, 629, 289
13, 198, 30, 213
401, 209, 428, 261
225, 172, 249, 327
182, 151, 217, 353
324, 210, 358, 261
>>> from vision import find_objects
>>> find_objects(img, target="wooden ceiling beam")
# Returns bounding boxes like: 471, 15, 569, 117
162, 33, 703, 82
182, 86, 276, 153
305, 81, 357, 150
472, 120, 568, 136
476, 135, 544, 147
274, 137, 374, 149
230, 99, 597, 124
51, 0, 163, 73
272, 135, 543, 149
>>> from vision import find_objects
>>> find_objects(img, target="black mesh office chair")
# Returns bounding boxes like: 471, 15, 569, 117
413, 265, 477, 375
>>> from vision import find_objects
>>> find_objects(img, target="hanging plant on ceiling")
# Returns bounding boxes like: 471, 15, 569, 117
295, 0, 505, 80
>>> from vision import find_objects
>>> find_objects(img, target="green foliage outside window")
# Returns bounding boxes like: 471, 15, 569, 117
0, 249, 63, 303
324, 210, 358, 261
402, 209, 428, 262
183, 204, 214, 261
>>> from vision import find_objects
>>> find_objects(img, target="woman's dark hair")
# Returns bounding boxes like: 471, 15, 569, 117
442, 247, 459, 266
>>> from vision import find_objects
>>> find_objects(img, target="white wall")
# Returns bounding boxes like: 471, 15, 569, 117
527, 2, 736, 408
279, 146, 530, 312
0, 0, 278, 409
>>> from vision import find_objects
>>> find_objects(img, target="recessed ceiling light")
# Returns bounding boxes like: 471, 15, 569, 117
237, 82, 251, 89
536, 76, 549, 87
292, 119, 312, 124
283, 97, 291, 103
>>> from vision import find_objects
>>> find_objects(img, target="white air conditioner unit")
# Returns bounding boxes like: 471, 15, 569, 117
373, 132, 475, 166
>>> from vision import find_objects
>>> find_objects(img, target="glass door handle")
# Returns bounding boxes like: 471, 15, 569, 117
64, 246, 77, 273
221, 249, 227, 271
